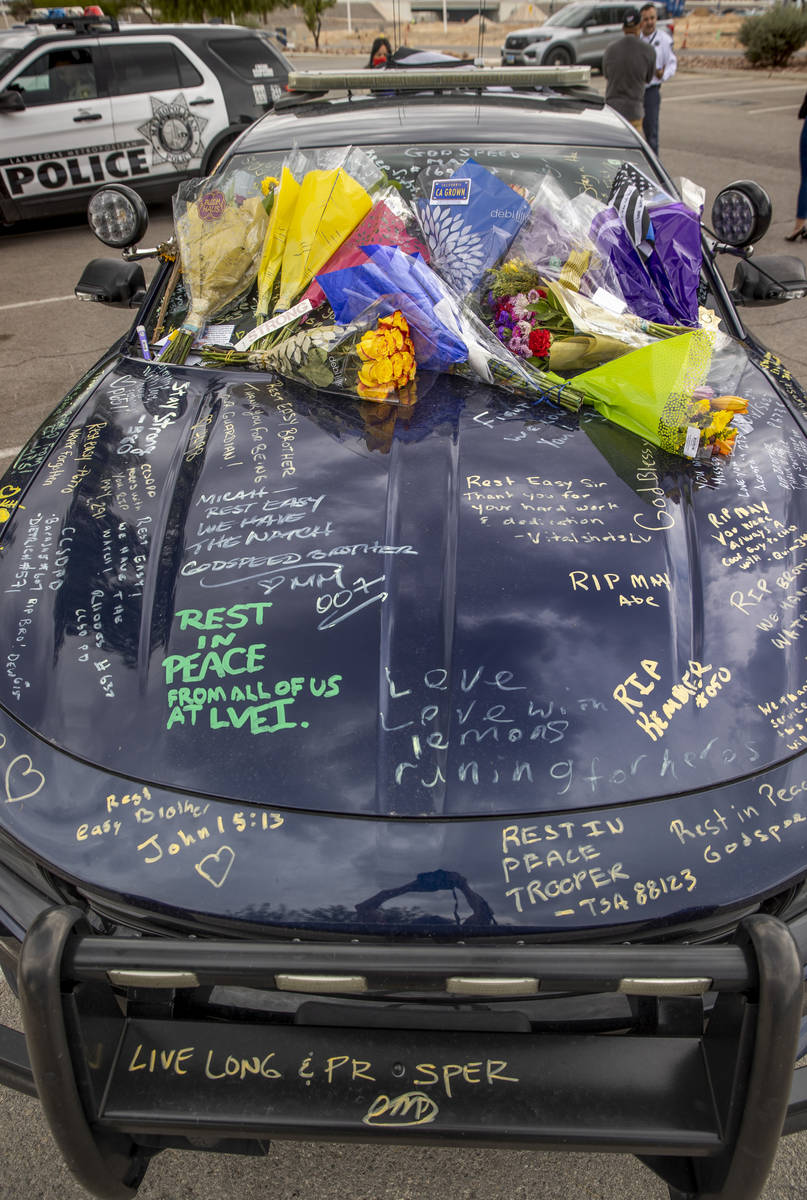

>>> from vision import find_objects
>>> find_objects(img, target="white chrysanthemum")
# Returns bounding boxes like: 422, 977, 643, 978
419, 206, 487, 294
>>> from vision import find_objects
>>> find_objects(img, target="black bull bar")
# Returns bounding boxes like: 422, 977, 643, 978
0, 907, 806, 1200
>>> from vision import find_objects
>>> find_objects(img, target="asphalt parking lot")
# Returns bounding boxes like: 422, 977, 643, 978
1, 54, 807, 1200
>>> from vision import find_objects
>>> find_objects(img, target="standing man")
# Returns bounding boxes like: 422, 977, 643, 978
640, 2, 677, 155
602, 8, 656, 133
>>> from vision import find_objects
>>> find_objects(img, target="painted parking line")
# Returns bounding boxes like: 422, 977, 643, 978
0, 295, 74, 312
0, 447, 23, 460
665, 83, 805, 103
747, 104, 800, 115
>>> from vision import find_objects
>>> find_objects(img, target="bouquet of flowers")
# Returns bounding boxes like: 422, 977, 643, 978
416, 158, 531, 297
604, 164, 703, 327
301, 186, 430, 310
507, 174, 626, 302
484, 259, 689, 371
159, 176, 269, 364
219, 309, 418, 405
569, 329, 747, 457
580, 192, 676, 325
255, 153, 307, 320
276, 147, 381, 312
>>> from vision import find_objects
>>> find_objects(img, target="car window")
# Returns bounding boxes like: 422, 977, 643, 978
106, 42, 203, 95
10, 46, 97, 105
207, 35, 284, 82
544, 5, 593, 27
591, 8, 611, 23
255, 32, 293, 71
0, 47, 19, 75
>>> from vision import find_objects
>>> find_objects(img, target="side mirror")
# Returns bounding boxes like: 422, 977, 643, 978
0, 89, 25, 112
711, 180, 771, 248
75, 259, 146, 307
730, 255, 807, 307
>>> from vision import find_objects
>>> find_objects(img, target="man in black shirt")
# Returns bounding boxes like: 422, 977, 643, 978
602, 8, 657, 132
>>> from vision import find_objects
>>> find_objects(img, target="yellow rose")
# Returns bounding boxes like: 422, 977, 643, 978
354, 312, 416, 404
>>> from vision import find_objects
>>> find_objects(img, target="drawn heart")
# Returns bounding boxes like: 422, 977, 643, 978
195, 845, 235, 888
257, 574, 286, 596
4, 754, 45, 804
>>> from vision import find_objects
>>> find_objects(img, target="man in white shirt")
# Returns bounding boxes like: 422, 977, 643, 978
639, 2, 677, 155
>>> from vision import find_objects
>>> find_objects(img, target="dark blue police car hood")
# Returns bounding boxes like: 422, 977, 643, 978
2, 348, 807, 934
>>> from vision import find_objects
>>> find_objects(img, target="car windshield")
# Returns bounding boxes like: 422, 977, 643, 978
543, 5, 593, 27
230, 141, 654, 212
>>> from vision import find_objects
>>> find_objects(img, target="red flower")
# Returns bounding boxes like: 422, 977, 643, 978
528, 328, 551, 358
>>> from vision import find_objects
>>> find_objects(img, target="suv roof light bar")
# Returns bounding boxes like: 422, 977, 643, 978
25, 13, 119, 32
286, 65, 591, 94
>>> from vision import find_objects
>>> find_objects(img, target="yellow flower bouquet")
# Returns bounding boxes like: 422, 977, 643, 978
252, 147, 382, 333
207, 310, 417, 406
159, 177, 269, 364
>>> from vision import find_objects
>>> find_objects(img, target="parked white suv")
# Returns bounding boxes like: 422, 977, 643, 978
501, 2, 671, 68
0, 13, 291, 224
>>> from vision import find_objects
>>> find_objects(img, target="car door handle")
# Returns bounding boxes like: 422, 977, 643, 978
189, 97, 214, 106
73, 111, 103, 122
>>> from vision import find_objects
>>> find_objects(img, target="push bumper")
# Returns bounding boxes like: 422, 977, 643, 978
1, 906, 806, 1200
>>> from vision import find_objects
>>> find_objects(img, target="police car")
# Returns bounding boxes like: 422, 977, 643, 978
3, 64, 807, 1200
0, 10, 291, 224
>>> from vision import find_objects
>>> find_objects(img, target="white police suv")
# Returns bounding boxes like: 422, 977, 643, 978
0, 11, 291, 224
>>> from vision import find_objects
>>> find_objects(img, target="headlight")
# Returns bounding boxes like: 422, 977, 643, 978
87, 184, 149, 250
711, 180, 771, 248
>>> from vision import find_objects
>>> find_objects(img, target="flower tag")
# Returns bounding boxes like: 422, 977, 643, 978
430, 178, 471, 206
234, 298, 313, 351
683, 424, 701, 458
590, 287, 627, 315
197, 190, 227, 221
196, 324, 235, 347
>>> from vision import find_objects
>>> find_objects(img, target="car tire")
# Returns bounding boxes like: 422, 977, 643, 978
544, 46, 573, 65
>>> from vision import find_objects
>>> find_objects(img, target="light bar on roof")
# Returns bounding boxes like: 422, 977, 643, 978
286, 66, 591, 93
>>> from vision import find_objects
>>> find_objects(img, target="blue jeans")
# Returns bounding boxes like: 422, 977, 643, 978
643, 84, 661, 155
798, 118, 807, 220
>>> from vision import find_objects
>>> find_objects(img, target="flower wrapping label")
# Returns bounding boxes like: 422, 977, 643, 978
196, 323, 235, 348
590, 286, 627, 315
683, 424, 701, 458
430, 178, 472, 206
234, 298, 313, 351
197, 190, 227, 222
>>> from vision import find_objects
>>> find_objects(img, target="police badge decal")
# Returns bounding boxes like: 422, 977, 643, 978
138, 93, 209, 169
